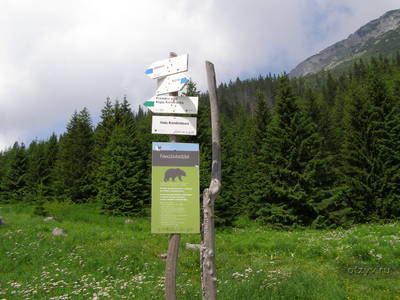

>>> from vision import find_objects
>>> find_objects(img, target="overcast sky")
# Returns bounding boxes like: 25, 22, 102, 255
1, 0, 399, 151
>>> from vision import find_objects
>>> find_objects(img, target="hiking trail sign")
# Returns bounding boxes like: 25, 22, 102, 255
152, 116, 197, 135
144, 95, 198, 114
151, 142, 200, 233
156, 72, 190, 95
145, 54, 188, 79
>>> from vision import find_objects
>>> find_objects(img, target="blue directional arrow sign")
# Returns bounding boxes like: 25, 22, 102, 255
156, 73, 191, 95
145, 54, 188, 79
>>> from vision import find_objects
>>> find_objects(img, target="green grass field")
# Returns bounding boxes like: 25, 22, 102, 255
0, 204, 399, 299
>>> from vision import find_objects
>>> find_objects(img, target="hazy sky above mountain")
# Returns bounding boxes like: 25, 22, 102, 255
1, 0, 399, 150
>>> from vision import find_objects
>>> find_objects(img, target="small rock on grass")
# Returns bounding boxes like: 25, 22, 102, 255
52, 227, 67, 236
44, 216, 56, 222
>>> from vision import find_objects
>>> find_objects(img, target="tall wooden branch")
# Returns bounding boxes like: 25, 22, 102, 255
165, 51, 180, 300
202, 61, 221, 300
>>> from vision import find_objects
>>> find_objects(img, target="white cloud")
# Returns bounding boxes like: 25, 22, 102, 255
0, 0, 399, 150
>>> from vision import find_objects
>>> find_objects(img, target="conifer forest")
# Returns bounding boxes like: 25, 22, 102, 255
1, 55, 400, 228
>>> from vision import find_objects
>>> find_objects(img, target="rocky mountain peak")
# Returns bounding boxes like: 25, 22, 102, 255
289, 9, 400, 78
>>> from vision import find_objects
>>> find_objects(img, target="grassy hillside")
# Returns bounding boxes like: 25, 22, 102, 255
0, 204, 399, 299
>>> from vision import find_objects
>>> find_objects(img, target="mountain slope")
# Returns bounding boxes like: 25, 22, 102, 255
289, 9, 400, 78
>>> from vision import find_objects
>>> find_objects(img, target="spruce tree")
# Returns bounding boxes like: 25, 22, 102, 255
396, 51, 400, 67
53, 108, 94, 202
252, 75, 323, 226
253, 89, 271, 153
26, 140, 47, 201
43, 134, 59, 192
0, 152, 5, 188
339, 71, 397, 222
214, 116, 238, 225
97, 125, 146, 215
228, 112, 255, 221
383, 92, 400, 218
92, 98, 114, 170
0, 142, 28, 203
323, 72, 337, 106
246, 89, 271, 220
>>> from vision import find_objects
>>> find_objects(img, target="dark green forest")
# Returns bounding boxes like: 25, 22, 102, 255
1, 54, 400, 228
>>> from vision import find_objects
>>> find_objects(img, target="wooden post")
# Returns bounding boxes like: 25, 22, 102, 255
202, 61, 221, 300
165, 52, 180, 300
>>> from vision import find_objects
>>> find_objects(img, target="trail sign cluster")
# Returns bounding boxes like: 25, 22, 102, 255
144, 53, 199, 234
145, 53, 198, 136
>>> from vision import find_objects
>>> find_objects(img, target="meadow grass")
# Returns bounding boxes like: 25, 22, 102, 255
0, 204, 399, 299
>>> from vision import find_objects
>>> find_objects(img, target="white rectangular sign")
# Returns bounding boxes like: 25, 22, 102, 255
156, 73, 190, 95
144, 96, 198, 114
152, 116, 197, 136
145, 54, 188, 79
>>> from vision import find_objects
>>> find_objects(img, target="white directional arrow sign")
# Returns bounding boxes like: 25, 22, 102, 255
145, 54, 188, 79
156, 73, 190, 95
152, 116, 197, 136
144, 96, 198, 114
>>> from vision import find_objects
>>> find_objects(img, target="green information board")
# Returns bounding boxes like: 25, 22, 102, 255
151, 142, 200, 233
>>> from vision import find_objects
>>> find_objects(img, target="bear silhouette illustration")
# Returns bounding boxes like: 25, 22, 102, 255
164, 168, 186, 182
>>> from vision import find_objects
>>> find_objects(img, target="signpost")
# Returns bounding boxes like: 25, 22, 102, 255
151, 142, 200, 234
145, 54, 188, 79
144, 95, 198, 114
145, 52, 208, 300
152, 116, 197, 136
156, 72, 191, 95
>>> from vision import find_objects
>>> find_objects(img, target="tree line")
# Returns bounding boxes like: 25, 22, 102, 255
1, 55, 399, 228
